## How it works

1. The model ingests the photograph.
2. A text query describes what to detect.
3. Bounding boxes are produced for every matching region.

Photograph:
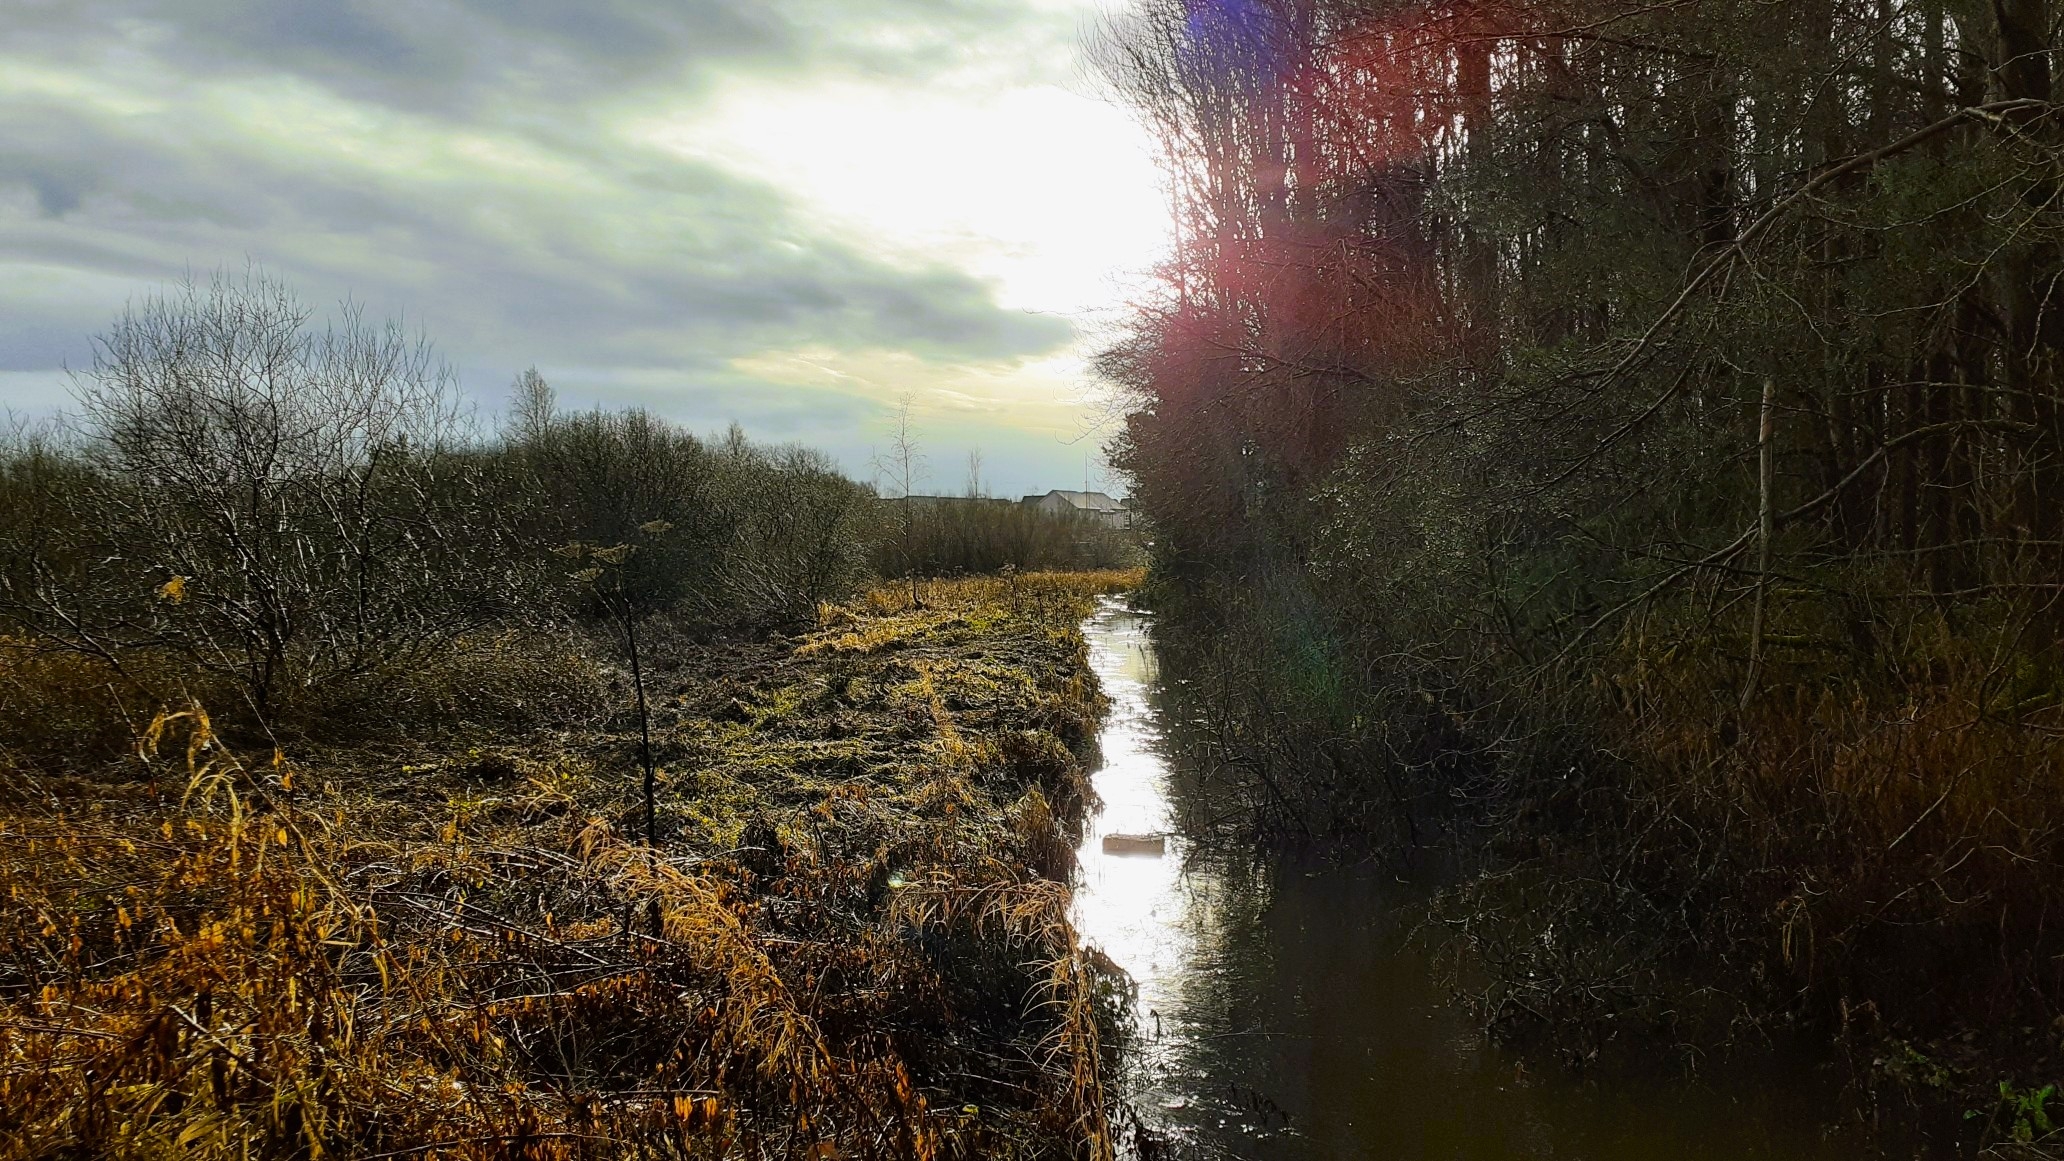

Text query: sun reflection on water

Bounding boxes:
[1068,595,1854,1161]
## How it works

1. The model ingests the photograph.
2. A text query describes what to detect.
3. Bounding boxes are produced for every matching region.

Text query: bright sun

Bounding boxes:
[636,74,1170,321]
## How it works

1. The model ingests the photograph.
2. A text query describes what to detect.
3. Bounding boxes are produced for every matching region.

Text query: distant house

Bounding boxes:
[1019,489,1134,529]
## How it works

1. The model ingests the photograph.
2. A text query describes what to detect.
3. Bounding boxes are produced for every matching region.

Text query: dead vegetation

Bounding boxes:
[1144,571,2064,1151]
[0,568,1143,1160]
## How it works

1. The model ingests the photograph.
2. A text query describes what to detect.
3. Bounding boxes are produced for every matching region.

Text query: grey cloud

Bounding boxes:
[30,175,85,218]
[246,1,424,70]
[0,0,1098,493]
[16,1,786,111]
[17,0,1052,118]
[0,312,90,374]
[0,85,1070,375]
[0,145,95,222]
[539,367,893,434]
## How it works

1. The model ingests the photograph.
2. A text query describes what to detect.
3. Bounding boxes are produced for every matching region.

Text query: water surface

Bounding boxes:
[1070,597,1849,1160]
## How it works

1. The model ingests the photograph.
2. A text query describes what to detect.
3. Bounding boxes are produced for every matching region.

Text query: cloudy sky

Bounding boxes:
[0,0,1168,497]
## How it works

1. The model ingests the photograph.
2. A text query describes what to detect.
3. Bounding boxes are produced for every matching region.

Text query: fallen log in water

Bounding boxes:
[1101,833,1167,857]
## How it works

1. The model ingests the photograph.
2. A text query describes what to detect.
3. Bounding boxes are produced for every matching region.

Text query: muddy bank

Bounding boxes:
[0,570,1139,1160]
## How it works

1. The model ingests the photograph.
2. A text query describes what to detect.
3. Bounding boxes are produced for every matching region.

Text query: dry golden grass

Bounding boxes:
[0,628,608,765]
[0,570,1138,1160]
[1589,597,2064,1083]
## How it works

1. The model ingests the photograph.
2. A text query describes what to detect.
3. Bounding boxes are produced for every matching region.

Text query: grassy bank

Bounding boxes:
[0,569,1142,1160]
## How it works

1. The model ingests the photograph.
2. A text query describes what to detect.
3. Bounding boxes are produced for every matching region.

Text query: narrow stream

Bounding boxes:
[1070,597,1852,1160]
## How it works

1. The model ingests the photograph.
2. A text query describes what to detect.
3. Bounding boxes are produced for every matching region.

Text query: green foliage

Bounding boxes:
[1971,1082,2059,1144]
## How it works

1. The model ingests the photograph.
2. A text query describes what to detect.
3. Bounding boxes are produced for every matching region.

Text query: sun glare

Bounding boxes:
[638,77,1169,318]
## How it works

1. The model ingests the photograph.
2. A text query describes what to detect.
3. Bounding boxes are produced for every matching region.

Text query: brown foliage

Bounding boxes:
[0,571,1139,1160]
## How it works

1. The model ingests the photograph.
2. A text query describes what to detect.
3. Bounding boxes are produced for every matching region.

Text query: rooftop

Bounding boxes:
[1022,489,1125,511]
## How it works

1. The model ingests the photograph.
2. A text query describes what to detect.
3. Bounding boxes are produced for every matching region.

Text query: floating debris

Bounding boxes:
[1102,832,1167,857]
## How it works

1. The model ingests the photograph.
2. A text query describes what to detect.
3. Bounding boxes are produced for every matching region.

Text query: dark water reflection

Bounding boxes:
[1071,598,1851,1160]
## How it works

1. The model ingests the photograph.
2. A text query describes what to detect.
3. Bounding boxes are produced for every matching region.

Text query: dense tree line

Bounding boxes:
[1098,0,2064,1125]
[1101,0,2064,598]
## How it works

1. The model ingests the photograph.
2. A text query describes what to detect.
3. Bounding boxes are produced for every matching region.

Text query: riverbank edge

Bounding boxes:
[0,569,1142,1159]
[1132,575,2059,1159]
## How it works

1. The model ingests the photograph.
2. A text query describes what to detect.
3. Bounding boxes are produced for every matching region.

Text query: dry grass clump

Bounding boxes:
[1615,605,2064,1024]
[0,640,229,769]
[0,628,608,768]
[1451,593,2064,1115]
[0,570,1138,1160]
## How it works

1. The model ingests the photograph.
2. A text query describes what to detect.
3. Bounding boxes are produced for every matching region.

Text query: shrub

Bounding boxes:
[0,273,519,736]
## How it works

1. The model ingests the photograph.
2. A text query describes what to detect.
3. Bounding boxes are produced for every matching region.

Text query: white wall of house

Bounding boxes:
[1019,489,1134,528]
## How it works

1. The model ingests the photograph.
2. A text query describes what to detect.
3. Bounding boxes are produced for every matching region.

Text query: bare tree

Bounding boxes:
[20,271,510,730]
[964,447,986,499]
[872,396,928,607]
[508,366,556,445]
